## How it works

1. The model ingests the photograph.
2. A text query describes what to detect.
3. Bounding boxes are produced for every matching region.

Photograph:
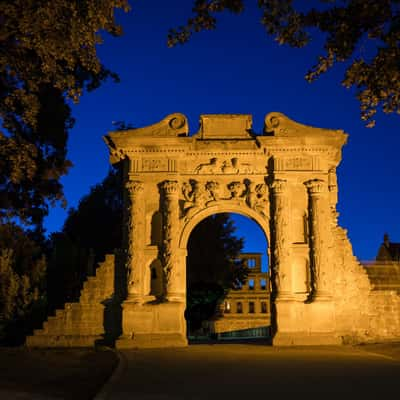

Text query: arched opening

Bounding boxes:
[184,212,270,342]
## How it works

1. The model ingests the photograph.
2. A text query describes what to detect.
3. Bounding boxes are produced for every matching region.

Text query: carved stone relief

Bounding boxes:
[160,180,181,300]
[194,157,258,174]
[130,158,177,173]
[181,179,269,219]
[273,156,319,171]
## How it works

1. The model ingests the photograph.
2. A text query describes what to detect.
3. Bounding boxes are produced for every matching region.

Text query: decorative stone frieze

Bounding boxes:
[246,182,268,217]
[194,157,255,174]
[181,179,269,219]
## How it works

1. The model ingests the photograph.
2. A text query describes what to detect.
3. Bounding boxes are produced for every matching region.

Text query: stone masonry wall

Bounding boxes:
[27,254,115,347]
[333,226,400,343]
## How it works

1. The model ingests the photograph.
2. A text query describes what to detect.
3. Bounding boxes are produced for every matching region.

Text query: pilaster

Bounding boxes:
[125,180,145,303]
[160,180,184,302]
[304,179,333,300]
[270,179,294,300]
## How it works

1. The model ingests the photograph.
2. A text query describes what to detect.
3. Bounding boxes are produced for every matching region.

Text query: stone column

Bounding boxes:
[125,180,145,303]
[304,179,332,300]
[160,180,183,302]
[270,179,293,300]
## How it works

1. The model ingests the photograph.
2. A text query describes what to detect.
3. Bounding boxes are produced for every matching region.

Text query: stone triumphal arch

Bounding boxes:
[27,112,400,348]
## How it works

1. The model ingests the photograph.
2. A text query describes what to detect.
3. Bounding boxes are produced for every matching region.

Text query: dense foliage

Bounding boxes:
[169,0,400,127]
[0,0,130,227]
[0,224,47,344]
[47,166,123,308]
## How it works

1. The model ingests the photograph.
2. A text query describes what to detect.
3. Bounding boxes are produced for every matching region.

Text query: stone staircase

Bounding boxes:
[362,261,400,292]
[26,254,115,347]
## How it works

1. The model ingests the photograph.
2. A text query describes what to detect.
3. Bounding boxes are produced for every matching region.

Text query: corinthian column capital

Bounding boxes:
[125,180,144,197]
[269,179,288,195]
[160,180,179,197]
[304,179,326,195]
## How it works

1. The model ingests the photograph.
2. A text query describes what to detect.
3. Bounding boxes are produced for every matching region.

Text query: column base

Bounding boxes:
[165,292,185,302]
[125,294,144,304]
[118,300,187,349]
[26,335,102,348]
[312,294,333,302]
[117,333,188,349]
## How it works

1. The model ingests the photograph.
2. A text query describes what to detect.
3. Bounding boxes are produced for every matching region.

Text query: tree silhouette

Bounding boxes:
[0,1,130,228]
[0,223,47,344]
[186,213,246,334]
[169,0,400,127]
[47,165,123,308]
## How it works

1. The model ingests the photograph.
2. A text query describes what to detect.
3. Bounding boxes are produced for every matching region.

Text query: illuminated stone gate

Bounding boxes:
[27,112,400,348]
[102,112,400,348]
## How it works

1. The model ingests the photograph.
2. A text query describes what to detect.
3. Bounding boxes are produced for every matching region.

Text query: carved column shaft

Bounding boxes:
[126,181,145,302]
[161,181,182,301]
[270,179,292,299]
[305,179,332,299]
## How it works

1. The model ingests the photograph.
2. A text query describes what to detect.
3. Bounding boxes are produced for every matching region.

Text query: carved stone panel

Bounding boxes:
[180,179,269,219]
[274,156,319,171]
[194,157,259,175]
[130,158,177,173]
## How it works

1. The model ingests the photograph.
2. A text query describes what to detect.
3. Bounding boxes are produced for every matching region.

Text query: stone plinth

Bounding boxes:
[116,301,187,349]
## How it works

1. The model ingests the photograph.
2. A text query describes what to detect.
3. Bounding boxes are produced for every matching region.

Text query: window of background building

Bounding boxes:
[261,301,267,313]
[247,258,256,268]
[249,302,255,313]
[237,302,243,313]
[248,279,255,290]
[260,278,266,290]
[224,301,231,313]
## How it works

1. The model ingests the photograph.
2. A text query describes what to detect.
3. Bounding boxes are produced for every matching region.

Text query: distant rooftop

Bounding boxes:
[376,233,400,262]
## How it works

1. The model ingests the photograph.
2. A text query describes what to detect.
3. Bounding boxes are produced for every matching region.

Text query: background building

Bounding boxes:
[210,253,271,339]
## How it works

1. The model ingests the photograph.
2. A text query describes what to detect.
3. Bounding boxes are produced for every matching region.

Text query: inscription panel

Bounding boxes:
[142,159,169,172]
[130,158,177,173]
[274,156,318,171]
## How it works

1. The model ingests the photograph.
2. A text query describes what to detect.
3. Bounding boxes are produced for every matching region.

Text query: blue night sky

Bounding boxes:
[44,1,399,263]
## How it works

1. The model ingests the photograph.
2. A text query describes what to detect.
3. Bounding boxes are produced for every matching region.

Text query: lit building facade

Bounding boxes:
[210,253,271,339]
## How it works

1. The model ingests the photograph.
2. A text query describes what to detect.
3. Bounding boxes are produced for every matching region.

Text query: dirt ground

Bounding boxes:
[0,346,118,400]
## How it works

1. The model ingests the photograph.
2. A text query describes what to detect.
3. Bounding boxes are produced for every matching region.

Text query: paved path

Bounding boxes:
[100,344,400,399]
